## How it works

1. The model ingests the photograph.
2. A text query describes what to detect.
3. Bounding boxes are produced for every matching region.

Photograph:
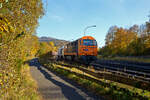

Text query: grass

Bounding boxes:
[42,61,150,100]
[1,64,42,100]
[18,64,42,100]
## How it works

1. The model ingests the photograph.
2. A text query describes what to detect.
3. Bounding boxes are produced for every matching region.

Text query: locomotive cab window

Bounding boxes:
[83,39,97,46]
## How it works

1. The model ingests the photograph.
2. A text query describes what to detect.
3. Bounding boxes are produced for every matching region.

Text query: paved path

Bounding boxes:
[29,58,103,100]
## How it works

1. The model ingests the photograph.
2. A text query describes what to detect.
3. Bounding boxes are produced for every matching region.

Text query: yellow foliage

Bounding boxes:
[0,0,44,98]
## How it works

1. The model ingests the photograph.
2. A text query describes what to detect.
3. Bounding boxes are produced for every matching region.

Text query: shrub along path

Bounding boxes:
[29,58,102,100]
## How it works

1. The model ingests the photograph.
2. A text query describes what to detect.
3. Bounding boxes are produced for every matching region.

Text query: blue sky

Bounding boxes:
[37,0,150,47]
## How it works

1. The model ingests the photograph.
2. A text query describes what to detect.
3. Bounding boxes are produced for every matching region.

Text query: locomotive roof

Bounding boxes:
[64,36,96,46]
[80,36,95,40]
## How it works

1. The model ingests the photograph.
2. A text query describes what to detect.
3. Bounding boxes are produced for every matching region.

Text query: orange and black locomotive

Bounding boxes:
[58,36,98,63]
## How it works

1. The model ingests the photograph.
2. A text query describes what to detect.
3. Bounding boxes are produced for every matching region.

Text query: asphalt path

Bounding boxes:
[29,58,103,100]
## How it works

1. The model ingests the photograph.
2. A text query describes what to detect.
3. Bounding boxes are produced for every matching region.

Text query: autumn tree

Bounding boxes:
[104,26,118,56]
[37,41,57,56]
[0,0,44,99]
[143,15,150,54]
[25,35,40,58]
[100,25,138,56]
[37,41,57,63]
[105,26,118,46]
[99,13,150,57]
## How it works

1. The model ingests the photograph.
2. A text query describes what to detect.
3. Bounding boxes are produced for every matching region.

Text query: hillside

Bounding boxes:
[39,36,69,47]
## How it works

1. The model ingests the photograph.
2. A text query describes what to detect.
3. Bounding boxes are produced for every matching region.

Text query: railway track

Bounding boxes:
[95,60,150,73]
[91,63,150,82]
[57,59,150,82]
[93,60,150,81]
[54,59,150,90]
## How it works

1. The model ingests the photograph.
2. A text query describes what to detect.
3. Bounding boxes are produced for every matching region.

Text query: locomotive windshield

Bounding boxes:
[83,39,97,46]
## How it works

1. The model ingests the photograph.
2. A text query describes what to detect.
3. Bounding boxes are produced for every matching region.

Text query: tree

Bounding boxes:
[0,0,44,98]
[129,24,139,33]
[0,0,44,43]
[146,22,150,34]
[105,26,118,46]
[102,26,138,56]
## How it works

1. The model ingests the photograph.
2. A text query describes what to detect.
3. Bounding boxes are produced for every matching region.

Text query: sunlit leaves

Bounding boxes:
[100,22,150,56]
[103,26,138,56]
[0,0,44,98]
[37,41,56,56]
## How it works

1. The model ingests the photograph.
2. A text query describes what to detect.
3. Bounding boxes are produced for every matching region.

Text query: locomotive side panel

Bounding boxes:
[62,36,98,63]
[64,40,78,56]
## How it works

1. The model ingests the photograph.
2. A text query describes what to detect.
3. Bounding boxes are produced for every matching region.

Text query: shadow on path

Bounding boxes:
[29,58,88,100]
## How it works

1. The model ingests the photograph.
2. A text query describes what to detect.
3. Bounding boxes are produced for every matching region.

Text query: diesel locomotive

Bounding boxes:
[58,36,98,63]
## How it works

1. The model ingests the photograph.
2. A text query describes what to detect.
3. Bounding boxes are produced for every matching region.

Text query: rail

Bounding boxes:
[52,61,150,91]
[91,63,150,80]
